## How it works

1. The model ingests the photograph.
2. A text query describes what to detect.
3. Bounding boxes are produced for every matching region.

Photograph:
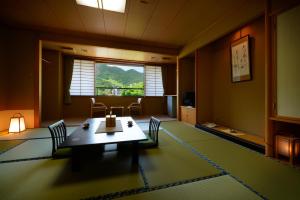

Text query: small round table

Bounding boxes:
[110,106,124,116]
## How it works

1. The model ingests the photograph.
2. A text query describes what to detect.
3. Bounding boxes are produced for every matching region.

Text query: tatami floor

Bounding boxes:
[1,120,300,199]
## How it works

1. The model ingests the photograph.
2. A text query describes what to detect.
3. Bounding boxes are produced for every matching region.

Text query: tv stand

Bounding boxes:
[181,106,196,125]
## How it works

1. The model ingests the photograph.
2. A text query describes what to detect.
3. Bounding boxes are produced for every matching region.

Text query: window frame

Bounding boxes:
[70,58,164,97]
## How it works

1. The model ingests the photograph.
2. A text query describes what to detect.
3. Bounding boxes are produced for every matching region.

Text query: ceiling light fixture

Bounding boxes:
[76,0,126,13]
[76,0,99,8]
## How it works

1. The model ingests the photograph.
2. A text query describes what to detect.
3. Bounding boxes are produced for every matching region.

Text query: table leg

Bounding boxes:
[132,141,139,164]
[72,147,81,171]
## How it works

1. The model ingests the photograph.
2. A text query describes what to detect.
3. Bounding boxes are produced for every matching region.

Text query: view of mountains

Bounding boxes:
[95,64,144,87]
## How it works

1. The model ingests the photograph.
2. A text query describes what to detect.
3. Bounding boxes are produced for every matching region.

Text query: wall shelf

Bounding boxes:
[270,116,300,125]
[196,123,265,153]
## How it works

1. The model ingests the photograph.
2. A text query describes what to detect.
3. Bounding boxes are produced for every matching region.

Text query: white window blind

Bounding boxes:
[70,59,95,96]
[145,66,164,96]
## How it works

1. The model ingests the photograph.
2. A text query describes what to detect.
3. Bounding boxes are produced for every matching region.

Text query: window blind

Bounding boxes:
[70,60,95,96]
[145,66,164,96]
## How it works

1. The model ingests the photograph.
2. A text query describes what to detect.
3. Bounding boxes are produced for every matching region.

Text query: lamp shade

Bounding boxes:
[9,113,26,133]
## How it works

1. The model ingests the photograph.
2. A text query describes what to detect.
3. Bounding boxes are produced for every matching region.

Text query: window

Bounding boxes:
[70,60,95,96]
[145,66,164,96]
[95,63,144,96]
[70,60,164,96]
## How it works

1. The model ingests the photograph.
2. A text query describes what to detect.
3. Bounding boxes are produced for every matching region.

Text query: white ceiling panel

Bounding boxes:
[124,0,158,39]
[43,0,85,31]
[76,5,106,33]
[141,0,187,43]
[103,9,126,36]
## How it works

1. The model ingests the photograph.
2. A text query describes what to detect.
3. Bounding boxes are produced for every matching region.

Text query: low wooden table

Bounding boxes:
[59,117,147,170]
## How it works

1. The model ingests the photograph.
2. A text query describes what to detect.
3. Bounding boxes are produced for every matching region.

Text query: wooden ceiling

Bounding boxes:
[0,0,264,55]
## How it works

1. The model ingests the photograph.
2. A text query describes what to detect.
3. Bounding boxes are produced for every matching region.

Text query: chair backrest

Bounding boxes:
[137,98,142,104]
[48,120,67,157]
[149,117,161,146]
[91,97,96,105]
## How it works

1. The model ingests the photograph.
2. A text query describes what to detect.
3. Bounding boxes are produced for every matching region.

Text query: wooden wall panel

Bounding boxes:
[42,50,62,120]
[0,27,8,111]
[195,46,213,123]
[164,64,176,95]
[4,28,36,110]
[195,17,265,137]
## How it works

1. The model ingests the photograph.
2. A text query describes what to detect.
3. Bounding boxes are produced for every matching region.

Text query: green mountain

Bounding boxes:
[95,64,143,87]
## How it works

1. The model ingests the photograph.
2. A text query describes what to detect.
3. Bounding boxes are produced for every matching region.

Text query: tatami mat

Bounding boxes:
[162,121,300,200]
[190,139,300,200]
[2,120,300,199]
[0,152,144,200]
[161,121,218,142]
[0,140,25,154]
[0,127,78,141]
[0,139,52,161]
[139,135,220,186]
[118,175,262,200]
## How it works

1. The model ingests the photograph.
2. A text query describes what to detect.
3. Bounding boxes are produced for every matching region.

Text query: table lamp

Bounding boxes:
[9,113,26,133]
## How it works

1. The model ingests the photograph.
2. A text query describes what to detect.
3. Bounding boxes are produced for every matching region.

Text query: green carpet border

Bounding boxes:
[138,164,149,189]
[0,156,52,164]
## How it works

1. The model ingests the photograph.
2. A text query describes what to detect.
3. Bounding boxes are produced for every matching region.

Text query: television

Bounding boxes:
[182,92,195,107]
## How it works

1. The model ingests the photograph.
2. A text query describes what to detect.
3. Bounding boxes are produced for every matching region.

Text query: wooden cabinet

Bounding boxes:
[181,106,196,125]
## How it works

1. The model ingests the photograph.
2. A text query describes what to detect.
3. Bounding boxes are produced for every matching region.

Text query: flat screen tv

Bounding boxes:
[182,92,195,107]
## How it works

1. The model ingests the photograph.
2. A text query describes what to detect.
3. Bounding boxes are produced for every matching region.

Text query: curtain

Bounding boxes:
[161,66,167,95]
[63,56,74,104]
[161,66,167,114]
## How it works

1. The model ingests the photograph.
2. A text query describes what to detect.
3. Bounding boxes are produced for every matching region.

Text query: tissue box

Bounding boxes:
[106,115,116,127]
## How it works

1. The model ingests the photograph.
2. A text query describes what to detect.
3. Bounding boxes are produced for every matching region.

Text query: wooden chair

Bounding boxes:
[127,98,142,116]
[118,117,161,151]
[139,117,161,148]
[90,97,107,117]
[48,120,71,158]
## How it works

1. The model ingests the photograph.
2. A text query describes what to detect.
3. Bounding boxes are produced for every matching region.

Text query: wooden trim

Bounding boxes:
[270,14,278,118]
[34,39,42,128]
[63,53,176,66]
[265,0,274,156]
[194,50,199,124]
[269,1,300,16]
[176,57,180,121]
[270,116,300,125]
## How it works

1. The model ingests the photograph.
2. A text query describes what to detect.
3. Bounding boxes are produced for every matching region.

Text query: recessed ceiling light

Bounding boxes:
[76,0,126,13]
[101,0,126,13]
[76,0,99,9]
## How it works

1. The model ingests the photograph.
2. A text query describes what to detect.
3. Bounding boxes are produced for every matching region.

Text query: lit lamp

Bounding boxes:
[9,113,26,133]
[276,134,300,164]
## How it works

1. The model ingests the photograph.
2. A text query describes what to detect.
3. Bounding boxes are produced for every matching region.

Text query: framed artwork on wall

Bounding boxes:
[231,35,251,82]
